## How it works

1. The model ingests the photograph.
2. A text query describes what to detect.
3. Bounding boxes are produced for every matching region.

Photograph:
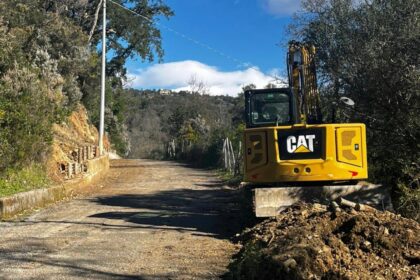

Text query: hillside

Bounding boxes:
[122,89,244,166]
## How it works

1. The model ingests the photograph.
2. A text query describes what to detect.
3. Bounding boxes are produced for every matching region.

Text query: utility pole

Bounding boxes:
[99,0,106,155]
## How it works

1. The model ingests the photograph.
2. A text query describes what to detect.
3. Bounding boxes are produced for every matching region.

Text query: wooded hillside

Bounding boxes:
[122,89,245,168]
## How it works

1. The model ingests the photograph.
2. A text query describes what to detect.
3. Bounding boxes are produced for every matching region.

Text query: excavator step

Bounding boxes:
[252,182,392,217]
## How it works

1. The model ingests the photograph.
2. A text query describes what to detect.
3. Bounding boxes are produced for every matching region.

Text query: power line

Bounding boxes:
[108,0,286,84]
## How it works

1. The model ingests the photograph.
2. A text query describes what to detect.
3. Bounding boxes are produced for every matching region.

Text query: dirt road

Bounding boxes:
[0,159,244,279]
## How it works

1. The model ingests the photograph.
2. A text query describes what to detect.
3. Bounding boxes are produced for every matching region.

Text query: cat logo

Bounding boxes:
[286,135,316,153]
[278,128,324,160]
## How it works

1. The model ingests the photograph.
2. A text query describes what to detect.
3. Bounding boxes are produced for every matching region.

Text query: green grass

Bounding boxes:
[0,164,50,197]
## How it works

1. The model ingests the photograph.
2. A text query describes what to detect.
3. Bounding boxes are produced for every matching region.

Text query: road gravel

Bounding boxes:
[0,159,243,280]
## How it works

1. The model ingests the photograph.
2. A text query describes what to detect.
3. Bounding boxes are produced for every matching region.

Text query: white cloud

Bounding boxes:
[261,0,301,16]
[127,60,286,96]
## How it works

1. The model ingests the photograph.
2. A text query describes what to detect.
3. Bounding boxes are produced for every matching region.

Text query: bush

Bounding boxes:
[0,65,60,171]
[393,164,420,221]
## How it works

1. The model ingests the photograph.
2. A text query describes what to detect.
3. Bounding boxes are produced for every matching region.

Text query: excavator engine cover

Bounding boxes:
[244,123,368,183]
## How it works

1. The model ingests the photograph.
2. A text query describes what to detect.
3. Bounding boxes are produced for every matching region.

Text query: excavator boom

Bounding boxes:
[287,41,322,124]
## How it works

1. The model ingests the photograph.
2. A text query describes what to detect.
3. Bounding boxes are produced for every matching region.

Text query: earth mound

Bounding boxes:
[228,203,419,280]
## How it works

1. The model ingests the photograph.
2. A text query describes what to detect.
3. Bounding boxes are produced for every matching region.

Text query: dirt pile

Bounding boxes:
[228,203,419,280]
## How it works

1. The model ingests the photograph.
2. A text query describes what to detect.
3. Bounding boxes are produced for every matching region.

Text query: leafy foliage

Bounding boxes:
[41,0,173,76]
[290,0,420,219]
[0,66,59,170]
[0,0,172,192]
[0,0,88,170]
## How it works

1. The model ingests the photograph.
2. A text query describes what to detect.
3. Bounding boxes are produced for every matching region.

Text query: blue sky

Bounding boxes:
[125,0,302,95]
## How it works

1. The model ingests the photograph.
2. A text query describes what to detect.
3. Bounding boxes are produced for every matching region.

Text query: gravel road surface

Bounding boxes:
[0,159,243,279]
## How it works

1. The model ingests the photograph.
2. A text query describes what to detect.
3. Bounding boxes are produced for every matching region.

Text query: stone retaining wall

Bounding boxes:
[0,155,109,220]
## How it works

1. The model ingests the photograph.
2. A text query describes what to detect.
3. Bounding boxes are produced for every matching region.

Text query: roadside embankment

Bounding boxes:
[0,155,109,220]
[0,104,112,220]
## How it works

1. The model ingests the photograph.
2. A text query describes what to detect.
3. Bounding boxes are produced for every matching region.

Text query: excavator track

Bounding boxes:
[249,182,392,217]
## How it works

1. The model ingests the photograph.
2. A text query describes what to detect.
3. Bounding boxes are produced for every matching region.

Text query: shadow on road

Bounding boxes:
[90,186,248,239]
[0,247,147,279]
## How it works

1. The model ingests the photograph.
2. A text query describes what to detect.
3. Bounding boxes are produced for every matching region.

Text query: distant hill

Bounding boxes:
[122,89,244,166]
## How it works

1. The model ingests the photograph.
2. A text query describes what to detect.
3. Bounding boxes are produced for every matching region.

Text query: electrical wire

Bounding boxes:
[108,0,286,84]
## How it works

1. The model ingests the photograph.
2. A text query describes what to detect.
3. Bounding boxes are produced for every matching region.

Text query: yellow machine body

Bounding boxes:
[242,42,377,217]
[244,123,368,183]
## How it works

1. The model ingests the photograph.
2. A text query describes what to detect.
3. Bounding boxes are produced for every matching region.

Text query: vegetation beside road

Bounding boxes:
[0,165,49,198]
[0,0,172,196]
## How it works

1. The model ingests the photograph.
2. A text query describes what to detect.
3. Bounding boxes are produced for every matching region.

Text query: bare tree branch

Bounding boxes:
[88,0,103,43]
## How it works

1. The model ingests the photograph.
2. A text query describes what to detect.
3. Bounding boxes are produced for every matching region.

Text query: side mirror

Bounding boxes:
[339,97,355,107]
[331,96,355,123]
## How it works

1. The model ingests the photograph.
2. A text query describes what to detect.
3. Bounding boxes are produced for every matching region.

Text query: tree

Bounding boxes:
[0,0,90,112]
[31,0,174,155]
[0,65,59,170]
[41,0,174,77]
[0,0,92,171]
[290,0,420,219]
[188,75,209,95]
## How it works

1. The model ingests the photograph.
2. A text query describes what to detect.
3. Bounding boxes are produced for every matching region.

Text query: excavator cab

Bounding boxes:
[245,88,298,128]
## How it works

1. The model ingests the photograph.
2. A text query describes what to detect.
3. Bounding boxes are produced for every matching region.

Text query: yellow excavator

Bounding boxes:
[244,41,385,217]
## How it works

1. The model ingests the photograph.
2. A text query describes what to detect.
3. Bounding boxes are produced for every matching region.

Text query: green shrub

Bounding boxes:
[393,164,420,222]
[0,65,59,171]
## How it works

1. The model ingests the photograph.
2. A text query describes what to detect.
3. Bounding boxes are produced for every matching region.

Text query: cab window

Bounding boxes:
[250,92,290,126]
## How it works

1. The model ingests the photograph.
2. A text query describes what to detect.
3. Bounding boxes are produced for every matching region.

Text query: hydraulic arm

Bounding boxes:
[287,41,322,124]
